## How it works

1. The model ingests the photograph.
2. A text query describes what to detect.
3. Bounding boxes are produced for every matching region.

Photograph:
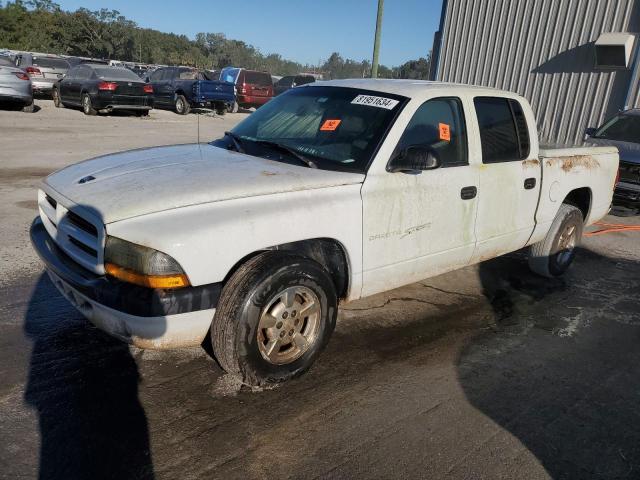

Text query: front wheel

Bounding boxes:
[82,93,97,116]
[52,88,63,108]
[174,94,190,115]
[529,204,584,277]
[211,252,337,387]
[228,101,239,113]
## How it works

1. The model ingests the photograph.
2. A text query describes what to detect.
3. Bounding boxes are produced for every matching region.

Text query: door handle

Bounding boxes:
[524,177,536,190]
[461,186,477,200]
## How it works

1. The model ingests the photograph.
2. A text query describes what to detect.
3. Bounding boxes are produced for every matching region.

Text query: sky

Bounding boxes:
[54,0,443,66]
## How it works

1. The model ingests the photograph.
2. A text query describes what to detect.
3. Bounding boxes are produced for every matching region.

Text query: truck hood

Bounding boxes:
[588,138,640,164]
[44,143,365,223]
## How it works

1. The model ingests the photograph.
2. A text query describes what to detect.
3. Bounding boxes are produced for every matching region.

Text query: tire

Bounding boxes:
[82,93,97,116]
[52,88,63,108]
[174,94,190,115]
[22,102,34,113]
[529,204,584,278]
[211,251,338,387]
[136,110,149,117]
[216,107,226,116]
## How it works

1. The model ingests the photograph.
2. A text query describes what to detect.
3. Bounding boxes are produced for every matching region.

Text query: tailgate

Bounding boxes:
[194,80,235,102]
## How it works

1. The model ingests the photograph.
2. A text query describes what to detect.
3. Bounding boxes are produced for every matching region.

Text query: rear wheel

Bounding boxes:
[82,93,97,116]
[136,110,149,117]
[529,204,584,277]
[211,251,337,387]
[52,88,63,108]
[229,101,239,113]
[174,94,190,115]
[22,101,34,113]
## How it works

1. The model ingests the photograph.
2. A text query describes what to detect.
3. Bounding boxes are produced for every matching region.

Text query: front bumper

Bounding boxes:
[237,94,271,106]
[30,218,220,348]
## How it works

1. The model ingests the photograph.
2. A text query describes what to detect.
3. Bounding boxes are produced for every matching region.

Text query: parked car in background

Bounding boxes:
[15,53,69,96]
[586,109,640,211]
[0,64,34,112]
[220,67,273,112]
[52,64,153,116]
[274,74,316,96]
[147,66,234,115]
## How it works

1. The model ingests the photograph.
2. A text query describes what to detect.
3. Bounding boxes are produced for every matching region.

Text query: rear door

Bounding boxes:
[469,96,541,263]
[151,68,174,105]
[58,66,78,102]
[361,96,480,296]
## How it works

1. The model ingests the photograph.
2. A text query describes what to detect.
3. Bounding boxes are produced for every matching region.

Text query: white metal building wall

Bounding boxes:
[435,0,639,145]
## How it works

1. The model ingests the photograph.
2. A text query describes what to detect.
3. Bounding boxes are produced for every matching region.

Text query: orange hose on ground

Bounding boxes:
[584,221,640,237]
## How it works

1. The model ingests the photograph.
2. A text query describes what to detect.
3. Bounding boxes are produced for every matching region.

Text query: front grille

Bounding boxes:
[37,189,105,274]
[619,162,640,185]
[67,210,98,236]
[45,194,57,209]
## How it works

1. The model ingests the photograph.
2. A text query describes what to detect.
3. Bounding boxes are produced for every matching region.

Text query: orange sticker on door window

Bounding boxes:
[439,123,451,141]
[320,119,342,131]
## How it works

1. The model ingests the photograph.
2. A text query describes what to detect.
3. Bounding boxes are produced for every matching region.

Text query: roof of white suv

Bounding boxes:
[312,78,511,98]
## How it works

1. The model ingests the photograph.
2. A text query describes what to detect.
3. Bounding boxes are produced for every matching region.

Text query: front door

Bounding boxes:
[469,96,541,263]
[361,96,479,297]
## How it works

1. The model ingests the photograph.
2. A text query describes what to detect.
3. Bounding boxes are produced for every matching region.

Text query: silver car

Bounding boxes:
[15,53,69,96]
[0,64,34,111]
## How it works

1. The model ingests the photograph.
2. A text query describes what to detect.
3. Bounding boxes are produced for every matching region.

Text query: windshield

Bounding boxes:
[215,85,406,172]
[94,67,143,81]
[594,114,640,143]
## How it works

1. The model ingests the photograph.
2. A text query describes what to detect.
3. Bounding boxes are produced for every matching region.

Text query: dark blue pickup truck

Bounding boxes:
[147,66,235,115]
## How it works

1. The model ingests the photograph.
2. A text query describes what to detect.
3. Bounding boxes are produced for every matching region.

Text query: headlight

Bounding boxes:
[104,236,189,289]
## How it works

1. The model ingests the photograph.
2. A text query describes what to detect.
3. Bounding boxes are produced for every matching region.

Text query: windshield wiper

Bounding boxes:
[225,131,245,153]
[255,140,318,169]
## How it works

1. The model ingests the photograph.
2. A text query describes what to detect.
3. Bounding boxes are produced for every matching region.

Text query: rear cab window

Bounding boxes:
[393,97,468,167]
[474,96,530,162]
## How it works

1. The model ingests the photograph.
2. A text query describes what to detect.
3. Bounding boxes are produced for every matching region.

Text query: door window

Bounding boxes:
[393,97,468,167]
[474,97,530,162]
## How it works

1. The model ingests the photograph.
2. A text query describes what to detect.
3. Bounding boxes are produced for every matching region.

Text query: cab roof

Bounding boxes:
[314,78,515,99]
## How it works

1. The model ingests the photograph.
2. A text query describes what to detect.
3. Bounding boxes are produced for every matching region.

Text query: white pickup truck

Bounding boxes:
[31,79,618,386]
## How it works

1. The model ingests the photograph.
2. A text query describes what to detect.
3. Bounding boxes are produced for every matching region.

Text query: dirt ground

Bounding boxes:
[1,100,639,480]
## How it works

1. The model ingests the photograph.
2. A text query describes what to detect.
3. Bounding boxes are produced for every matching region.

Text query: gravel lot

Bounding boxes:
[1,100,639,479]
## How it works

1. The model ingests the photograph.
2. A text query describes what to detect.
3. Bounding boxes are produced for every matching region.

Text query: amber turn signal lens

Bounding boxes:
[105,263,190,289]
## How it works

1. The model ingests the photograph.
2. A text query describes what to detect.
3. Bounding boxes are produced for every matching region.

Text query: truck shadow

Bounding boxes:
[460,248,640,479]
[23,274,155,480]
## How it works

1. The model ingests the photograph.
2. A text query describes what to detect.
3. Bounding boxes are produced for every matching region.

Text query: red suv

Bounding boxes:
[220,67,273,112]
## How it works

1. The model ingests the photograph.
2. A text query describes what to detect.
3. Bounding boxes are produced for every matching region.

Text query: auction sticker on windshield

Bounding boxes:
[351,94,399,110]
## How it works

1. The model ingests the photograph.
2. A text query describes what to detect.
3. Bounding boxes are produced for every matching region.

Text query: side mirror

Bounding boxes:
[388,145,441,173]
[584,127,597,137]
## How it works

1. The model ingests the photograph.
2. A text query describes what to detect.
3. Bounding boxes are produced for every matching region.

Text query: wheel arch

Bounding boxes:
[222,238,351,300]
[561,187,592,221]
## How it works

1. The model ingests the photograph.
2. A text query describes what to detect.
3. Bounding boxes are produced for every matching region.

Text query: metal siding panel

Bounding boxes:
[436,0,636,144]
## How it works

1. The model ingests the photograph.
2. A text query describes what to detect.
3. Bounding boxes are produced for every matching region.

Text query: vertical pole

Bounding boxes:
[371,0,384,78]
